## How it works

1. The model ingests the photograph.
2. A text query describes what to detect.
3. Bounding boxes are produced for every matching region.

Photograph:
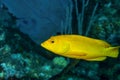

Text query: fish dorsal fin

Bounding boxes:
[94,39,111,48]
[64,35,111,48]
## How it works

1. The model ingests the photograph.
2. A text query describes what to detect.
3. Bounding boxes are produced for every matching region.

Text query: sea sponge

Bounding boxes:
[53,57,68,67]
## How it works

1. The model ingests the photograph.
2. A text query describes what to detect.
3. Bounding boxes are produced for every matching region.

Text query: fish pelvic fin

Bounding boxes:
[106,46,120,58]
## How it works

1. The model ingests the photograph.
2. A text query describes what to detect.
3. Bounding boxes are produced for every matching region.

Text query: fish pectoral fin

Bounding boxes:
[69,52,87,56]
[85,57,107,61]
[63,52,87,59]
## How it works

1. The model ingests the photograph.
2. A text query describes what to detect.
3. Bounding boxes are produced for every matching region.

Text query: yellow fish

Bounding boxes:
[41,35,119,61]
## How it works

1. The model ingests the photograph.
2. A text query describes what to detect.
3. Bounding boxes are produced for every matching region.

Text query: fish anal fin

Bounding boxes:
[85,57,107,61]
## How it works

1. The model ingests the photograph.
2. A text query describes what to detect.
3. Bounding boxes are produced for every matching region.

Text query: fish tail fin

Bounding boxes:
[106,46,120,58]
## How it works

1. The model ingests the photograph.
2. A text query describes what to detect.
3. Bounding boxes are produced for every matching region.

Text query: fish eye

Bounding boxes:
[51,40,54,43]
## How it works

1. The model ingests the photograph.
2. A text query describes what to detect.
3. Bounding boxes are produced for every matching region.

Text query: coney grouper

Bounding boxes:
[41,35,119,61]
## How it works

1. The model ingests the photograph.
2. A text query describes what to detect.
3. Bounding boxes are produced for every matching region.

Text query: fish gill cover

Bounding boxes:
[1,0,72,44]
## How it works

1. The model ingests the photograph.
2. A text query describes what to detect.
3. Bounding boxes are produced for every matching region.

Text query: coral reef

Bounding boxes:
[0,8,68,79]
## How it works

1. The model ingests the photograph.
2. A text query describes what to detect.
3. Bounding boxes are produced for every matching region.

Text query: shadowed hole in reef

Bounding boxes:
[99,74,109,80]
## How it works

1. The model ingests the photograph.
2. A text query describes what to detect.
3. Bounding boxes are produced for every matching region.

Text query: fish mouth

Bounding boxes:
[41,43,50,52]
[41,43,45,47]
[41,42,49,49]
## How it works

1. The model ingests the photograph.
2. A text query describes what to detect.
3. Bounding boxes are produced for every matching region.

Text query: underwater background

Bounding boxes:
[0,0,120,80]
